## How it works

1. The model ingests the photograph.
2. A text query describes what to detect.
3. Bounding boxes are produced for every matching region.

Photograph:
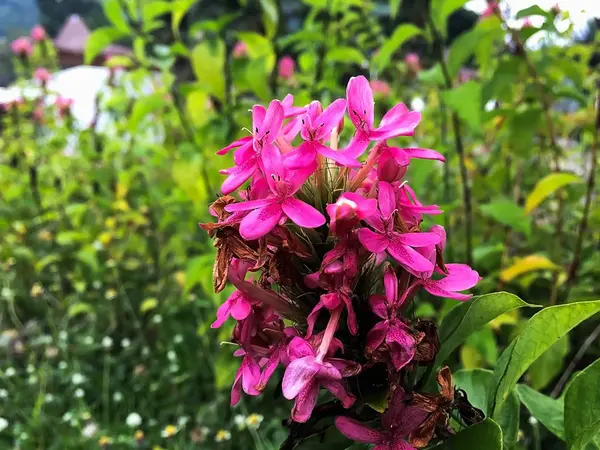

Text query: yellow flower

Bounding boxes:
[99,232,112,246]
[246,413,264,429]
[134,430,144,441]
[161,424,178,438]
[98,436,110,446]
[105,217,117,229]
[174,271,186,287]
[38,229,53,241]
[152,446,165,450]
[30,283,44,297]
[14,222,26,235]
[105,289,117,300]
[215,429,231,442]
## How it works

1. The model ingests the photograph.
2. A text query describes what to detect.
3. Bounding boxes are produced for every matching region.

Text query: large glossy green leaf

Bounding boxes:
[259,0,279,39]
[441,81,482,131]
[191,40,226,101]
[480,197,531,236]
[565,359,600,450]
[527,336,569,390]
[516,384,565,440]
[103,0,130,33]
[525,173,583,213]
[390,0,402,18]
[431,0,468,38]
[434,419,503,450]
[84,27,127,64]
[490,301,600,416]
[372,24,421,71]
[433,292,534,374]
[453,369,519,449]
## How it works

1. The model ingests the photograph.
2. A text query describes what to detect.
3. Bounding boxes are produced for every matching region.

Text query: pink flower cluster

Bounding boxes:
[203,76,480,446]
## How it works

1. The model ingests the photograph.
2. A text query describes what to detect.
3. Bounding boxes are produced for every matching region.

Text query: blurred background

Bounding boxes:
[0,0,599,449]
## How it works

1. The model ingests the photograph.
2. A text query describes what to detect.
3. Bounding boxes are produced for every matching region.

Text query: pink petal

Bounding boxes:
[391,441,417,450]
[357,228,389,253]
[284,141,318,170]
[230,293,252,320]
[257,100,284,143]
[340,294,358,335]
[343,131,371,159]
[220,158,258,195]
[315,143,362,168]
[346,76,374,131]
[436,263,481,291]
[287,337,315,360]
[282,356,320,399]
[393,231,442,247]
[242,357,261,395]
[291,380,319,423]
[387,240,434,274]
[225,198,275,212]
[306,300,324,338]
[282,117,302,141]
[328,358,361,377]
[343,192,378,218]
[282,198,326,228]
[383,265,398,305]
[401,147,445,162]
[314,98,347,141]
[386,324,416,370]
[257,347,281,390]
[366,320,389,353]
[369,295,388,319]
[335,416,384,444]
[239,203,284,240]
[216,136,252,155]
[371,104,421,140]
[378,181,397,220]
[211,297,234,328]
[233,140,255,165]
[252,105,266,134]
[322,380,355,408]
[423,283,473,301]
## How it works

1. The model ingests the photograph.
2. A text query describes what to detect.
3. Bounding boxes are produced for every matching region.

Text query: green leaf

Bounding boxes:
[390,0,402,18]
[517,384,565,440]
[527,336,569,390]
[418,64,445,86]
[448,28,480,78]
[35,254,60,272]
[245,59,272,101]
[434,419,503,450]
[433,292,534,374]
[327,47,366,65]
[441,81,482,131]
[129,94,168,130]
[259,0,279,39]
[372,24,421,71]
[84,27,127,64]
[431,0,468,38]
[480,197,531,236]
[565,359,600,450]
[525,173,583,213]
[453,369,519,449]
[184,254,216,296]
[186,89,210,127]
[191,40,226,101]
[516,5,551,19]
[68,303,95,318]
[171,0,196,37]
[103,0,130,33]
[237,32,275,71]
[490,300,600,416]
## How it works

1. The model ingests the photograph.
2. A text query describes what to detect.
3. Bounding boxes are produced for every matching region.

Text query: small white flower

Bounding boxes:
[83,336,94,345]
[169,364,179,373]
[75,388,84,398]
[62,412,73,422]
[529,416,538,426]
[0,417,8,432]
[410,97,425,112]
[72,373,85,385]
[27,364,35,374]
[113,392,123,402]
[1,287,13,299]
[121,338,131,348]
[246,413,264,430]
[152,315,162,324]
[102,337,113,349]
[215,429,231,442]
[93,240,103,251]
[28,375,38,385]
[126,412,142,427]
[45,394,54,403]
[59,331,68,341]
[234,414,246,430]
[173,334,183,344]
[58,361,68,370]
[82,422,98,438]
[177,416,189,426]
[0,389,7,399]
[4,367,15,377]
[484,99,497,112]
[167,350,177,361]
[92,280,102,289]
[142,347,150,356]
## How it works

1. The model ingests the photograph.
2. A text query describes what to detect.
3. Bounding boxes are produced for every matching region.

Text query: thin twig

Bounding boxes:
[439,95,454,261]
[563,87,600,300]
[427,15,473,265]
[551,321,600,398]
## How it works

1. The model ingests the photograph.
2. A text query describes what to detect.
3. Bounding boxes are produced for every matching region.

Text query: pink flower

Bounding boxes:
[224,147,325,240]
[55,96,73,117]
[34,67,51,84]
[231,351,261,405]
[326,192,377,236]
[282,335,359,422]
[278,56,296,79]
[30,25,46,41]
[281,94,307,118]
[218,100,285,194]
[377,145,445,183]
[481,1,499,18]
[211,259,257,328]
[366,266,417,370]
[357,181,442,274]
[405,53,420,72]
[370,80,391,97]
[522,18,533,29]
[335,387,427,450]
[285,99,361,169]
[11,37,32,57]
[232,41,248,58]
[344,76,422,159]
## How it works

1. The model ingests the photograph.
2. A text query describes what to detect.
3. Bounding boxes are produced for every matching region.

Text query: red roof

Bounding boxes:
[54,14,130,56]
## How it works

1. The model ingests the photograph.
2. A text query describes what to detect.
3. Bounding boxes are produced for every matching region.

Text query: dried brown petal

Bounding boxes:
[414,320,440,363]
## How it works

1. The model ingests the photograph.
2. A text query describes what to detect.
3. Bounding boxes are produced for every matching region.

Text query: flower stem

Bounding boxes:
[348,141,385,191]
[317,308,341,360]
